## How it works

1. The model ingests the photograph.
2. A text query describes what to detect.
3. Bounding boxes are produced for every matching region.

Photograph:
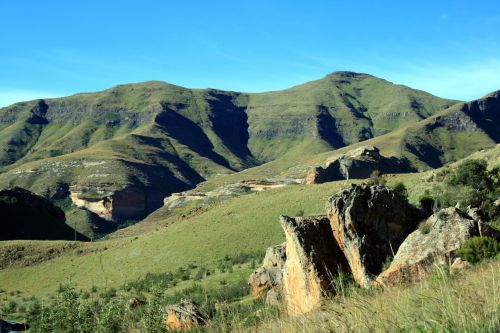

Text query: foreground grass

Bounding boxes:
[257,260,500,333]
[2,258,497,332]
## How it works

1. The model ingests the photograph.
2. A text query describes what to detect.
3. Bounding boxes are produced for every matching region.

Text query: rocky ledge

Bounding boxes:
[306,146,414,184]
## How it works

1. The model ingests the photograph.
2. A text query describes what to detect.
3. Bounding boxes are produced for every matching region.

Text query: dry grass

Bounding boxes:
[242,260,500,333]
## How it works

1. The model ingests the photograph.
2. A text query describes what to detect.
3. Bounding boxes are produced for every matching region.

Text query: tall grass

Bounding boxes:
[260,260,499,333]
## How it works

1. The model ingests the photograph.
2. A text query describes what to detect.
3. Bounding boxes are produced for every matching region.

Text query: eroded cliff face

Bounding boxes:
[70,187,150,222]
[280,215,349,315]
[326,185,422,288]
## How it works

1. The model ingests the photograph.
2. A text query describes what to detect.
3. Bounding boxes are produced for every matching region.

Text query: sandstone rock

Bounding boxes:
[265,287,282,306]
[128,297,146,309]
[306,146,413,184]
[70,186,147,222]
[466,206,500,239]
[280,215,349,315]
[164,299,209,331]
[376,207,486,285]
[327,185,421,288]
[248,243,286,298]
[450,257,471,271]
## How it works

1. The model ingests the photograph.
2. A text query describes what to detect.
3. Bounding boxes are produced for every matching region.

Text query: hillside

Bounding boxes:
[0,144,498,297]
[0,188,87,241]
[192,90,500,191]
[0,72,457,227]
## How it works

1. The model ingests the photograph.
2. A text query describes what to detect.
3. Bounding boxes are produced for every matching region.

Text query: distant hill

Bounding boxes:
[0,72,458,222]
[0,187,88,241]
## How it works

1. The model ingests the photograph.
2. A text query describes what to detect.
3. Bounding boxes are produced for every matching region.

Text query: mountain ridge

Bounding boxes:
[0,71,489,228]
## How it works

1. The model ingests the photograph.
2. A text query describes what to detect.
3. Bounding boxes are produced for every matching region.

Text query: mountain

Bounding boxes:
[0,187,88,241]
[0,72,457,224]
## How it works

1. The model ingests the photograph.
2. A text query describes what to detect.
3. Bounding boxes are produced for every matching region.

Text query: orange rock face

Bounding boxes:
[248,243,286,298]
[164,299,208,331]
[280,215,348,315]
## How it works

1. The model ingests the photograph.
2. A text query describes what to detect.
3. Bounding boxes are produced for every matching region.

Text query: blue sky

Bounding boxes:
[1,0,499,107]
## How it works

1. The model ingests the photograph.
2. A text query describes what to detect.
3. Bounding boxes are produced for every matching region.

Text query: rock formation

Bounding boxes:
[164,179,300,210]
[376,207,500,285]
[326,185,421,287]
[248,243,286,300]
[70,186,149,222]
[306,146,413,184]
[164,299,209,331]
[280,215,349,315]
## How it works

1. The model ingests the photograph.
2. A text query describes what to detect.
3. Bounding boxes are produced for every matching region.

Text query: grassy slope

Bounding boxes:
[196,92,499,192]
[0,73,455,194]
[1,144,498,297]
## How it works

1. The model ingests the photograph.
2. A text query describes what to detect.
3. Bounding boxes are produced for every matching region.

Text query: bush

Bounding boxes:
[456,236,500,263]
[392,182,408,200]
[447,159,491,191]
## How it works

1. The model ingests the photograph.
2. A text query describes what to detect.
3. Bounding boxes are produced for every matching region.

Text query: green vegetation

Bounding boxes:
[457,236,500,263]
[0,72,459,227]
[391,182,408,200]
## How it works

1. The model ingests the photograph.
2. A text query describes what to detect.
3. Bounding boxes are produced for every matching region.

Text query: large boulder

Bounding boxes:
[306,146,413,184]
[248,243,286,299]
[280,215,349,315]
[164,299,209,331]
[326,185,421,288]
[376,207,500,285]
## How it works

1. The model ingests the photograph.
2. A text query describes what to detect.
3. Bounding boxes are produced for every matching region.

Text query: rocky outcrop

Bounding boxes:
[248,243,286,299]
[306,146,413,184]
[280,215,349,315]
[326,185,422,288]
[376,207,499,285]
[163,179,300,210]
[0,187,88,241]
[70,186,148,222]
[164,299,209,331]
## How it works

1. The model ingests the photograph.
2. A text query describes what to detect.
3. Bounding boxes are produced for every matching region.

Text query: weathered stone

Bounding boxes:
[128,297,146,309]
[376,208,486,285]
[265,287,282,306]
[70,186,148,222]
[248,243,286,298]
[306,146,413,184]
[164,299,208,331]
[451,257,471,271]
[280,215,349,315]
[327,185,421,288]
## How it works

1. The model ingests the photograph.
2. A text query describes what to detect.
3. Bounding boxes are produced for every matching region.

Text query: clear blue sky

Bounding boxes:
[1,0,499,107]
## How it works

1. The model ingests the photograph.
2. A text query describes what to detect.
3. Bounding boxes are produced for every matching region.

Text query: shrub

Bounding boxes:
[456,236,500,263]
[392,182,408,200]
[447,159,491,191]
